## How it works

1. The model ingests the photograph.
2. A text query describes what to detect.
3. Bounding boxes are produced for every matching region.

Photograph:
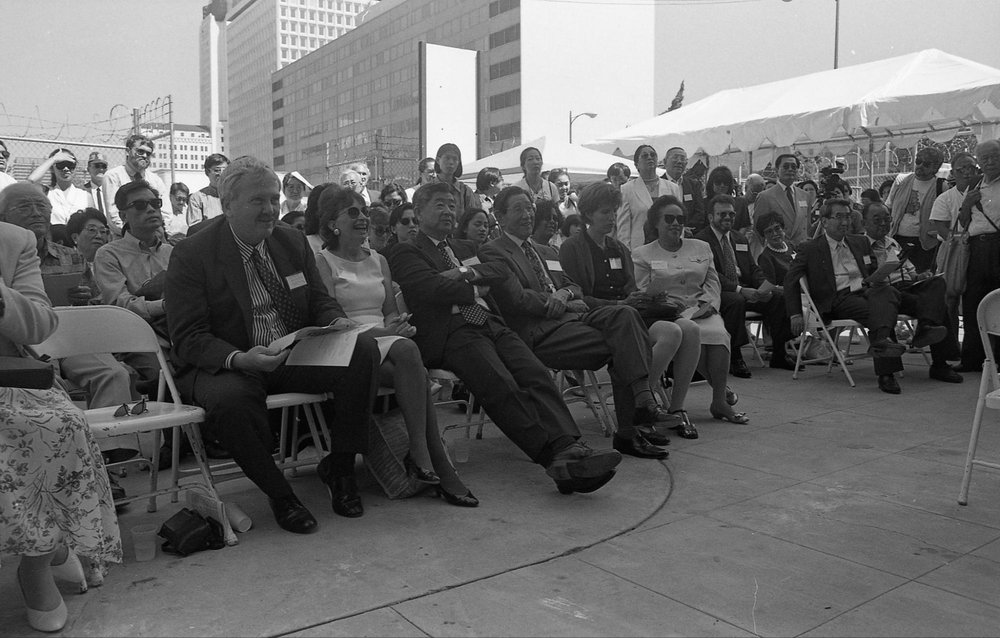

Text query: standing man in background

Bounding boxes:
[103,134,169,235]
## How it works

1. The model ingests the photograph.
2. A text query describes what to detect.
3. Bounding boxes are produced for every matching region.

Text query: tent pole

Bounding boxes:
[868,134,875,189]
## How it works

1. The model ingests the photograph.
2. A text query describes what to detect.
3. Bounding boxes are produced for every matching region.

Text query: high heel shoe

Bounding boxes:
[667,410,699,439]
[710,408,750,424]
[725,386,739,406]
[18,566,68,633]
[434,485,479,507]
[404,453,441,485]
[51,550,88,594]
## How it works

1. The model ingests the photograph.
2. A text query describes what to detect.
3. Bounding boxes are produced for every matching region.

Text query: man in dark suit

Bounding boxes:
[784,198,946,394]
[664,147,707,233]
[166,156,382,534]
[480,186,676,460]
[696,194,795,374]
[388,182,622,494]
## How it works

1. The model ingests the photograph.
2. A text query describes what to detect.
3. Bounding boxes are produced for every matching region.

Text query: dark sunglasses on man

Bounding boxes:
[123,197,163,212]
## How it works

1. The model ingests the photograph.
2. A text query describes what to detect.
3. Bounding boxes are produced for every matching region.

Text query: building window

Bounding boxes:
[273,98,284,110]
[489,56,520,81]
[272,79,283,92]
[274,136,284,148]
[490,121,521,142]
[488,24,519,49]
[273,117,284,129]
[489,0,519,18]
[275,155,285,167]
[489,89,520,111]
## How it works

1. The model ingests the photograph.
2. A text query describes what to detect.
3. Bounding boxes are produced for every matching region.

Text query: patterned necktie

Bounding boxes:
[720,233,739,283]
[435,241,488,326]
[250,247,303,334]
[522,241,556,294]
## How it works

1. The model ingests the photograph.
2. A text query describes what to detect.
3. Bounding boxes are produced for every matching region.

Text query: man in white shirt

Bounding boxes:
[83,151,109,216]
[349,161,380,206]
[616,145,682,250]
[884,147,946,273]
[102,134,169,235]
[0,139,16,192]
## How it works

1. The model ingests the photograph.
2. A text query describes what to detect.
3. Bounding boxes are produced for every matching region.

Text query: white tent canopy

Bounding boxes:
[584,49,1000,158]
[463,136,627,183]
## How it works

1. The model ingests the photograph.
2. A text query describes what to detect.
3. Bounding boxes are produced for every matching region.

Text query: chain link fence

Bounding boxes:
[1,136,127,188]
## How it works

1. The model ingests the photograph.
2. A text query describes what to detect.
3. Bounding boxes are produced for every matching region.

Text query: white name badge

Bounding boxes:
[461,256,481,267]
[545,260,563,272]
[651,260,670,271]
[286,272,307,289]
[797,199,807,208]
[735,243,748,252]
[862,255,872,265]
[683,193,693,202]
[608,258,623,270]
[339,269,358,282]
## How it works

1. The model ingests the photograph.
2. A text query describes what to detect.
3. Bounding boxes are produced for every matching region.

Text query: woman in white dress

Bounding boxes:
[632,195,749,426]
[314,189,477,507]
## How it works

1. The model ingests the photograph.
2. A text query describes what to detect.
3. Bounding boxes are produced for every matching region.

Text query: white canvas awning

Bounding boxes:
[464,136,628,183]
[584,49,1000,158]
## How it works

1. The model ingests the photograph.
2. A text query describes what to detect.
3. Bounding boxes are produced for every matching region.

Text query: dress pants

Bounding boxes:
[894,276,951,366]
[824,284,902,375]
[893,235,938,273]
[441,315,579,468]
[59,353,136,452]
[961,235,1000,369]
[177,335,381,500]
[720,291,792,363]
[527,305,651,438]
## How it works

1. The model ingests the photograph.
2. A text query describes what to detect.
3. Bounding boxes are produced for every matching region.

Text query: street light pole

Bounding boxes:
[783,0,839,69]
[569,110,598,144]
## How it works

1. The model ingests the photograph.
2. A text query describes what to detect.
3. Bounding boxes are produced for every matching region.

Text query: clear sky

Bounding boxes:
[2,0,999,144]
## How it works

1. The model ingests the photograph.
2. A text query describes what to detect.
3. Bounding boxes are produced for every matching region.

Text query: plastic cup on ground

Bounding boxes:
[451,435,470,464]
[131,524,159,562]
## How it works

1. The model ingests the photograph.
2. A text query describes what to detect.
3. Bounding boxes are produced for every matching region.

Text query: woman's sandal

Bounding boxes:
[725,386,739,406]
[710,408,750,424]
[667,410,699,439]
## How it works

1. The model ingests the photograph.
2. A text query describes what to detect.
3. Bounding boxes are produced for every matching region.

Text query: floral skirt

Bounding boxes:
[0,387,122,581]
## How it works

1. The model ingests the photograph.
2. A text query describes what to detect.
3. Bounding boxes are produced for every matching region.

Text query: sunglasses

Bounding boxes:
[174,196,189,203]
[714,211,736,218]
[662,214,685,224]
[90,163,108,170]
[55,161,77,171]
[397,217,415,226]
[123,197,163,212]
[373,225,390,236]
[113,397,148,418]
[341,206,368,218]
[913,159,938,167]
[133,148,154,157]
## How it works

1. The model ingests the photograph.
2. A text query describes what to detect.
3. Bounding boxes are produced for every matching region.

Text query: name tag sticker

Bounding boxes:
[735,243,748,252]
[545,260,563,272]
[862,255,872,265]
[286,272,307,289]
[683,193,693,202]
[461,256,481,267]
[651,260,670,270]
[339,270,358,282]
[798,199,807,208]
[608,258,623,270]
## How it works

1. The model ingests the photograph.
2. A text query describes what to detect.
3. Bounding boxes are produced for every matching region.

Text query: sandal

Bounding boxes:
[667,410,699,439]
[725,386,739,406]
[710,408,749,424]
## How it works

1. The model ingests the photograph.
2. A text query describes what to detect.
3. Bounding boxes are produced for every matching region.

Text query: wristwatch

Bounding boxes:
[459,266,471,279]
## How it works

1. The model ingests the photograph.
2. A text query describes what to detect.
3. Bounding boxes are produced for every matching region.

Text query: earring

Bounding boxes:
[333,229,340,235]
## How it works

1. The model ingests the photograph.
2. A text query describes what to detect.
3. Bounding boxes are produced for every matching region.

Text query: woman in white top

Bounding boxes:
[513,147,560,203]
[314,188,477,507]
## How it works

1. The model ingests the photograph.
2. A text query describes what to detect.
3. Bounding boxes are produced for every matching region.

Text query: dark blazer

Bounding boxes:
[784,233,876,317]
[557,231,636,308]
[165,216,345,375]
[386,231,511,367]
[479,234,581,340]
[732,196,752,232]
[694,226,766,292]
[676,175,707,233]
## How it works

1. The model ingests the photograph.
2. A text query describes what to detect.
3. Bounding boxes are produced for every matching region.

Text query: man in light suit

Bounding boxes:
[166,156,382,534]
[754,154,815,245]
[388,182,622,494]
[784,198,945,394]
[480,186,675,460]
[616,145,682,250]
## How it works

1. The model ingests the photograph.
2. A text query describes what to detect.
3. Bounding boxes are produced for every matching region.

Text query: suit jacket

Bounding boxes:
[558,231,636,308]
[386,231,511,367]
[673,175,707,233]
[616,176,683,250]
[784,233,876,317]
[479,234,581,342]
[0,222,57,356]
[165,216,346,376]
[694,227,766,292]
[754,183,815,245]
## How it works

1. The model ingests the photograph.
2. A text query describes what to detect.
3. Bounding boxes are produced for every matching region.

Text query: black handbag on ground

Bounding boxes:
[158,507,226,556]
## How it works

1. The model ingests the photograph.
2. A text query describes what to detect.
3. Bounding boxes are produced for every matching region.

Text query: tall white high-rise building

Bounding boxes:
[225,0,378,162]
[200,0,228,155]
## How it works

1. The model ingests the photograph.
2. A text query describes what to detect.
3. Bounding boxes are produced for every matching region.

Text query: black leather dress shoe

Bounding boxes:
[613,434,668,459]
[555,470,617,494]
[769,357,799,371]
[877,374,901,394]
[269,494,318,534]
[912,324,947,349]
[636,424,670,446]
[730,358,752,378]
[634,404,681,426]
[317,455,364,517]
[929,364,963,383]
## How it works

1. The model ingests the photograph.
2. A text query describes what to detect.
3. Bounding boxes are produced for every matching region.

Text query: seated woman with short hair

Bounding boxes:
[313,188,477,507]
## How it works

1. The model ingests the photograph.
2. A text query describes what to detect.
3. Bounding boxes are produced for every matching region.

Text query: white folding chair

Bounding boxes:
[554,369,616,437]
[29,305,237,546]
[792,277,870,387]
[958,289,1000,505]
[744,310,766,367]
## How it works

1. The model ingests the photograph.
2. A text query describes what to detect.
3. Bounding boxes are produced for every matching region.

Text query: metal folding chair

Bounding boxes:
[958,289,1000,505]
[792,277,870,387]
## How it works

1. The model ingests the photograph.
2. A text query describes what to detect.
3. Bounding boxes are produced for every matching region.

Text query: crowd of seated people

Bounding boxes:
[2,133,997,633]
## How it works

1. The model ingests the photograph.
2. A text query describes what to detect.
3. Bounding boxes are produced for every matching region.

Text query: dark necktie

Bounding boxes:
[132,171,144,183]
[250,247,303,334]
[785,186,796,213]
[435,241,488,326]
[95,186,105,213]
[720,233,739,283]
[522,241,556,294]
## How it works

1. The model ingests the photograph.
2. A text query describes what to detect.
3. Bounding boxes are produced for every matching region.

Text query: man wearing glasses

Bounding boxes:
[103,134,169,235]
[753,154,815,245]
[884,147,946,273]
[187,153,229,226]
[83,151,109,216]
[785,198,927,395]
[0,139,16,192]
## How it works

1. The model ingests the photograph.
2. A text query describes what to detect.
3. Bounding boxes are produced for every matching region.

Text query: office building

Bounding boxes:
[225,0,379,161]
[200,0,229,155]
[269,0,658,188]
